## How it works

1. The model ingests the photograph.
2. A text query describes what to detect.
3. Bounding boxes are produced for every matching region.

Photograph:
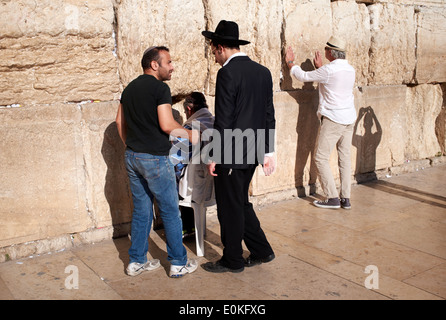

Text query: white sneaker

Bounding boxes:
[169,259,198,278]
[126,259,161,276]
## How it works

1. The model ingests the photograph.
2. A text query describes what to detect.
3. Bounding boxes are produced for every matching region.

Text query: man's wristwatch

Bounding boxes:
[287,60,294,67]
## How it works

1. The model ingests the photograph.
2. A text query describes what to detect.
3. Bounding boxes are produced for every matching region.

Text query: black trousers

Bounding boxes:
[214,165,274,269]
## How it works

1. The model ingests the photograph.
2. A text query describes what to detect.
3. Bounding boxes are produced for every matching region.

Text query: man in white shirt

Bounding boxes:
[286,36,356,209]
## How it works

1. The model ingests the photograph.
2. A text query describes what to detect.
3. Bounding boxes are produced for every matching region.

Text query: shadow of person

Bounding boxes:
[102,122,133,269]
[295,82,319,197]
[282,58,319,198]
[352,106,382,183]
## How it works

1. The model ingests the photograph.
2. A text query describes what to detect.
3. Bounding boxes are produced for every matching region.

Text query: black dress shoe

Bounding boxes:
[202,260,244,273]
[245,253,275,267]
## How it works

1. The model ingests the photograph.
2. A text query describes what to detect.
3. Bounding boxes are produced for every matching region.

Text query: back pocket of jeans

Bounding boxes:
[135,157,160,180]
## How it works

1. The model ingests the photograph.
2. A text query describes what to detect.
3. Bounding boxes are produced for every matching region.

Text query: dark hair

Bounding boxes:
[183,92,208,112]
[141,46,169,70]
[210,40,240,50]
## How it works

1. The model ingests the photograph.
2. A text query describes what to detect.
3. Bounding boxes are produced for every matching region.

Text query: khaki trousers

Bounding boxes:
[315,117,354,199]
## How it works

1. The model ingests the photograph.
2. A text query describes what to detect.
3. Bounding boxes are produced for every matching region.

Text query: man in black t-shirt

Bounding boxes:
[116,46,198,278]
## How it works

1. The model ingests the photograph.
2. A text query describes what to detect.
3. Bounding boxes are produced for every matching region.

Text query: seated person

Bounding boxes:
[170,92,215,238]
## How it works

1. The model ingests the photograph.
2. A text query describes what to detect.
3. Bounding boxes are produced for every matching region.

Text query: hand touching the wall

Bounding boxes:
[286,46,295,69]
[314,51,323,69]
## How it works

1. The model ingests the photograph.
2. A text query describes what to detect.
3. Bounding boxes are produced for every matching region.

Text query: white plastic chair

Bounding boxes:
[185,202,206,257]
[153,201,206,257]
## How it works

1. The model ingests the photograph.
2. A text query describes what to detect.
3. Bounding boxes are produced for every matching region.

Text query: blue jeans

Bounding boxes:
[125,149,187,266]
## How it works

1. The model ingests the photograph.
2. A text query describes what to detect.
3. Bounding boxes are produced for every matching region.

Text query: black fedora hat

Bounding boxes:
[202,20,250,46]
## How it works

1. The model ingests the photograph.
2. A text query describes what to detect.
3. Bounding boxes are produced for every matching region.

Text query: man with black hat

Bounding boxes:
[286,36,356,210]
[201,20,276,273]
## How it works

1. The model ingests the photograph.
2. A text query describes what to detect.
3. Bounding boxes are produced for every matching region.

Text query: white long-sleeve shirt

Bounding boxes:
[290,59,356,125]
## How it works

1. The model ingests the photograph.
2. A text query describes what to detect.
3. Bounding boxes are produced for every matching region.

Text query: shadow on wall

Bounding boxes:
[353,106,382,183]
[101,122,133,238]
[282,58,320,197]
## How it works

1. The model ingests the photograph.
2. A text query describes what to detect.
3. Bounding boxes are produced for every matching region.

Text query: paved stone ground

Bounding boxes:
[1,164,445,302]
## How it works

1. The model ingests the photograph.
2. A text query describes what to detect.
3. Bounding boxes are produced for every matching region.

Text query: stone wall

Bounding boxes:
[1,0,445,261]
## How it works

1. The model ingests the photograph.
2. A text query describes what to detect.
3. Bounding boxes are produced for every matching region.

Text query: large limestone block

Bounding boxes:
[80,102,132,231]
[353,85,407,173]
[415,6,446,83]
[368,3,416,85]
[0,0,114,38]
[331,1,371,87]
[282,0,332,90]
[405,84,443,159]
[354,84,442,169]
[0,0,120,106]
[115,0,207,96]
[252,89,360,196]
[252,90,319,196]
[0,105,92,247]
[203,0,283,93]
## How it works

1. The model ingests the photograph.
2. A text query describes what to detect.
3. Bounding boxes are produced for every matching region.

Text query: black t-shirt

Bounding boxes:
[121,74,173,155]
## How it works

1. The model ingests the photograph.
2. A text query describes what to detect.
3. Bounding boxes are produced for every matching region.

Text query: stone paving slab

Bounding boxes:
[0,165,445,301]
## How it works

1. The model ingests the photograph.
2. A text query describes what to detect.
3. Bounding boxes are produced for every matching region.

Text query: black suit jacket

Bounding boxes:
[212,55,276,169]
